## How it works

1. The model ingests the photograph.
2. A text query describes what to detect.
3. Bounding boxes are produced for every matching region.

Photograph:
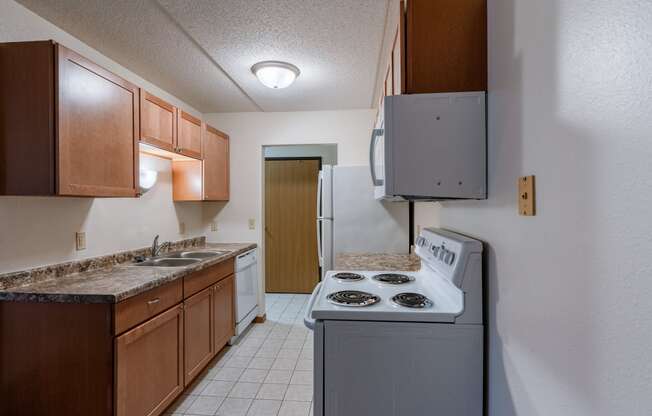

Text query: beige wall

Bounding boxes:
[0,0,204,273]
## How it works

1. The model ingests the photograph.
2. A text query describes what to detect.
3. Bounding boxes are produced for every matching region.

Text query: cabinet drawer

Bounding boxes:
[184,258,234,298]
[114,280,183,335]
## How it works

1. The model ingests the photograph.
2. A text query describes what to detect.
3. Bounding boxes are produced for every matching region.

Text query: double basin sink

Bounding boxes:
[133,250,229,267]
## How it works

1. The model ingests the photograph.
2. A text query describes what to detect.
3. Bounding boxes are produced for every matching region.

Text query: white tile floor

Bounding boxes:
[165,293,313,416]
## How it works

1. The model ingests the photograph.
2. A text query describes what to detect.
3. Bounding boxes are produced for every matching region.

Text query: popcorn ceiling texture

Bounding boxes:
[17,0,390,112]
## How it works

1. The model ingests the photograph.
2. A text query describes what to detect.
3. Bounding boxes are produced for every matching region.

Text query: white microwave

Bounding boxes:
[370,92,486,201]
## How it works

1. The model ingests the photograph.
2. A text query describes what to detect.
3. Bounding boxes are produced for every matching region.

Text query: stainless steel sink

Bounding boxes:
[166,250,229,259]
[133,258,201,267]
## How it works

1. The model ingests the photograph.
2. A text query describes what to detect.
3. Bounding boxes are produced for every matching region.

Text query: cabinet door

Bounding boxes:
[57,45,138,197]
[140,91,176,152]
[184,287,214,386]
[177,111,202,159]
[202,124,230,201]
[116,305,184,416]
[213,275,235,352]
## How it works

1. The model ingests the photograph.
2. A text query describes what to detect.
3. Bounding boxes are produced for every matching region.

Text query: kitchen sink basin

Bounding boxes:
[166,250,228,259]
[133,258,201,267]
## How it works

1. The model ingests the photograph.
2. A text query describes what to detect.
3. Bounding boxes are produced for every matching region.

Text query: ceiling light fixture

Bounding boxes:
[251,61,300,89]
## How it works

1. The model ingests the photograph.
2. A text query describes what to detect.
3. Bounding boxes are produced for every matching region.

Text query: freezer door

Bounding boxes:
[319,165,333,220]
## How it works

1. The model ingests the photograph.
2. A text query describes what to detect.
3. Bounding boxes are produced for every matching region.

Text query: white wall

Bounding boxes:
[0,0,204,273]
[429,1,652,415]
[202,110,376,310]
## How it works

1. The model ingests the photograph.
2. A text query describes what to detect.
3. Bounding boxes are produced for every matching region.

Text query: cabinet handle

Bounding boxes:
[147,298,160,305]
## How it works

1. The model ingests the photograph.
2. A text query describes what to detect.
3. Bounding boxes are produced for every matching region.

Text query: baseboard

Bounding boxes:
[253,314,266,323]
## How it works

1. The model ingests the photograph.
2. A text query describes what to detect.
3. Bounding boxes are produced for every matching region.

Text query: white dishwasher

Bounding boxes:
[231,248,259,343]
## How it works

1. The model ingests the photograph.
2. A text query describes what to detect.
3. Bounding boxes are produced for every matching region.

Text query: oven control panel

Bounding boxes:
[416,235,456,266]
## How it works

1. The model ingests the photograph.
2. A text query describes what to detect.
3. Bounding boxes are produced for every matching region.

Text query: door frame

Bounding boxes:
[263,156,323,293]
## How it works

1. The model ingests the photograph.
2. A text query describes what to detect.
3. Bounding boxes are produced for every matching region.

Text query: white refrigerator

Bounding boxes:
[316,165,409,278]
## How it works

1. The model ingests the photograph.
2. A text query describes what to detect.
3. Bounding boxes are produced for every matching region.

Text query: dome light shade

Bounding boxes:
[139,169,158,193]
[251,61,300,89]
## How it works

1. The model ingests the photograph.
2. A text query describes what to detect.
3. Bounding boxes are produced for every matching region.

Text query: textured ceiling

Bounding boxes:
[17,0,389,112]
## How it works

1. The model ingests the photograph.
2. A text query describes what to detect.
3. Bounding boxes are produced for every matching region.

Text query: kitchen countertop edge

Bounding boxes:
[0,243,257,304]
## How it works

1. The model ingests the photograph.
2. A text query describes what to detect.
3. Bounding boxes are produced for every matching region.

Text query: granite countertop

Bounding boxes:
[335,252,421,272]
[0,241,256,304]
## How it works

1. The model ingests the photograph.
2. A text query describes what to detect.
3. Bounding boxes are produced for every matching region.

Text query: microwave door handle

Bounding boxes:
[369,128,384,186]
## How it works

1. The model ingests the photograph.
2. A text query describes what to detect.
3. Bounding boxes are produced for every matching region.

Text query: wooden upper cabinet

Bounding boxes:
[377,0,486,101]
[0,41,139,197]
[140,91,177,153]
[404,0,487,93]
[115,305,184,416]
[177,111,202,159]
[203,124,230,201]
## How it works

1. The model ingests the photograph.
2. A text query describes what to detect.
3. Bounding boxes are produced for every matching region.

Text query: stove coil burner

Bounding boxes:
[372,273,414,285]
[332,272,365,282]
[392,292,433,309]
[327,290,380,307]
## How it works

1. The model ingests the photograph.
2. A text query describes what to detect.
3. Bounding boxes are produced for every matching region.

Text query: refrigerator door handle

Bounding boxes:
[316,218,323,267]
[316,171,323,219]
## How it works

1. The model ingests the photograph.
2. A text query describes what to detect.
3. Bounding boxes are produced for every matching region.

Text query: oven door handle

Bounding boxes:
[303,282,323,330]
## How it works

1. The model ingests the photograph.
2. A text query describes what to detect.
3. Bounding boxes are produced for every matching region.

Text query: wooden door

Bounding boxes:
[140,91,176,152]
[265,159,320,293]
[184,287,213,386]
[203,124,230,201]
[57,45,139,197]
[115,305,184,416]
[213,275,235,352]
[177,110,202,159]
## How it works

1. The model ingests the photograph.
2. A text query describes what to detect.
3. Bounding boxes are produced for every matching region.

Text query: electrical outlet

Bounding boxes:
[210,221,218,232]
[248,218,256,230]
[75,232,86,251]
[179,222,186,235]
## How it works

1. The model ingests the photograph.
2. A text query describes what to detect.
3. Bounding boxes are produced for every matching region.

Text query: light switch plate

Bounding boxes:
[248,218,256,230]
[75,232,86,251]
[518,175,536,216]
[210,222,218,232]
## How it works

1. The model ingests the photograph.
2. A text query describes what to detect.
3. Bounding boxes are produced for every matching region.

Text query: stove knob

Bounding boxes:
[438,248,447,261]
[429,245,439,256]
[416,236,427,247]
[444,252,455,265]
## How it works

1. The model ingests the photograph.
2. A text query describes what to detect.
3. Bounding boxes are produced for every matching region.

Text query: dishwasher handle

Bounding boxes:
[303,282,323,331]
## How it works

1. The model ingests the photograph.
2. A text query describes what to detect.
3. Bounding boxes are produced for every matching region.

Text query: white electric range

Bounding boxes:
[304,227,484,416]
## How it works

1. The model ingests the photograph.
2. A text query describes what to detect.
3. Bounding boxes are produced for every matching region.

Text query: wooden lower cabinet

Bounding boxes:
[116,305,184,416]
[184,287,214,386]
[213,275,235,351]
[0,260,237,416]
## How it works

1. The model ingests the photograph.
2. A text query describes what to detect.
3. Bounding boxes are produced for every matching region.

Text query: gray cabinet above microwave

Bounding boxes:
[370,92,486,201]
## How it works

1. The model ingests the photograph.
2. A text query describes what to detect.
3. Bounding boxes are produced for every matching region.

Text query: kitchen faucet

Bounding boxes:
[151,235,171,257]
